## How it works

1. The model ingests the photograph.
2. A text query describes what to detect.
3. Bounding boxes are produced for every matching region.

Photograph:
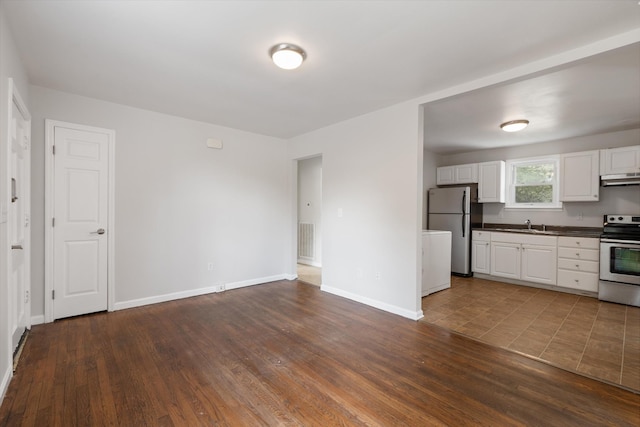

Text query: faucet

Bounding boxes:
[525,219,532,231]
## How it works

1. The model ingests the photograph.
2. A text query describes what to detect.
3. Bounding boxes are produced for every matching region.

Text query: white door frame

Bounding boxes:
[44,120,116,323]
[6,78,31,352]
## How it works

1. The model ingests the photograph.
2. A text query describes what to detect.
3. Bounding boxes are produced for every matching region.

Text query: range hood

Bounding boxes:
[600,173,640,187]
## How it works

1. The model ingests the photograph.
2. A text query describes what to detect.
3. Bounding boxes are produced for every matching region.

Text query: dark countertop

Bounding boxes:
[477,223,603,238]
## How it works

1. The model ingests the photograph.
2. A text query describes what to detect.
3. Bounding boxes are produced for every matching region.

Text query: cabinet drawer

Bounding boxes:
[557,247,599,262]
[557,258,599,273]
[558,236,599,249]
[557,269,598,292]
[473,230,491,242]
[492,232,557,246]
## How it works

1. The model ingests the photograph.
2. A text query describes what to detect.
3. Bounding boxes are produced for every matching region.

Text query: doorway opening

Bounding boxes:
[297,156,322,286]
[7,79,31,361]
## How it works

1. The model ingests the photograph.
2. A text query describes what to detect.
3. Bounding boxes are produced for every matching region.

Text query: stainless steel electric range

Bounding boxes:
[599,215,640,307]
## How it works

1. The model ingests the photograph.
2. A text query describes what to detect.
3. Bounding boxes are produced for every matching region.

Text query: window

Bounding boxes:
[506,156,562,209]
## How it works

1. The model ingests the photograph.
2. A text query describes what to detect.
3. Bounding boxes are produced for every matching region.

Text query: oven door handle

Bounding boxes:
[600,238,640,245]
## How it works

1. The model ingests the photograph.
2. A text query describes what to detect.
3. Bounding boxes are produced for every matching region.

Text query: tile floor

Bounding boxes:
[421,276,640,392]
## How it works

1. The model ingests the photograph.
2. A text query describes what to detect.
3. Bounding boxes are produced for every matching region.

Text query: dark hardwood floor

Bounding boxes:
[1,280,638,426]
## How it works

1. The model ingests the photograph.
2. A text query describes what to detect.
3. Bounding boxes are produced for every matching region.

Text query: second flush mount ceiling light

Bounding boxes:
[269,43,307,70]
[500,119,530,132]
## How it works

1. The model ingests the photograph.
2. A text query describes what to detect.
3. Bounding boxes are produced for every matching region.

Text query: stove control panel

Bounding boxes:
[604,215,640,225]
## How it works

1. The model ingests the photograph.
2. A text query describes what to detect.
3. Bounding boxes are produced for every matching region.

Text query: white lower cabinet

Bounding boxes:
[490,241,521,279]
[556,237,599,292]
[472,230,491,274]
[477,232,599,293]
[489,232,557,285]
[521,244,557,286]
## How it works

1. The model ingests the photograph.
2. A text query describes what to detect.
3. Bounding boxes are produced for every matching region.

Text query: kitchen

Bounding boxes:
[420,43,640,391]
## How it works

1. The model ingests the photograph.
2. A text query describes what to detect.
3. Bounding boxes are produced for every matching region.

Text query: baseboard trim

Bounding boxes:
[224,274,288,291]
[0,366,11,408]
[297,260,322,268]
[321,285,424,321]
[113,274,289,311]
[31,315,45,325]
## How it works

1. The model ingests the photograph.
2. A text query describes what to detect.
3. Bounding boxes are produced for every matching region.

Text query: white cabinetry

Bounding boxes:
[491,240,521,279]
[478,161,505,203]
[490,232,557,285]
[557,237,599,292]
[521,244,558,286]
[560,150,599,202]
[422,230,452,296]
[472,230,491,274]
[436,163,478,185]
[600,145,640,175]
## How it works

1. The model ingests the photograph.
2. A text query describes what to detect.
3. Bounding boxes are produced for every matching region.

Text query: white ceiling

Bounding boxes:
[3,0,640,145]
[423,43,640,153]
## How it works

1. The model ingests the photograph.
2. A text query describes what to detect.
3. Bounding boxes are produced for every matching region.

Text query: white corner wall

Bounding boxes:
[0,2,30,403]
[289,101,424,320]
[29,85,291,317]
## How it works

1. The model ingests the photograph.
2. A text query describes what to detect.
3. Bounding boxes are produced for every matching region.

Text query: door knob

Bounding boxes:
[91,228,106,235]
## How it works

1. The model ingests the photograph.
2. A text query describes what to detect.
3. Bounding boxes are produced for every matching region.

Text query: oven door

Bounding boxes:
[600,239,640,285]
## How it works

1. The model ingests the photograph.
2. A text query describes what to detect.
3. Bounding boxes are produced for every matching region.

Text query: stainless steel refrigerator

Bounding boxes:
[427,186,483,276]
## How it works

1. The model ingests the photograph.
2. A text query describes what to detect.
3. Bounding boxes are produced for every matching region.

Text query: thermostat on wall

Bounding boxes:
[206,138,223,149]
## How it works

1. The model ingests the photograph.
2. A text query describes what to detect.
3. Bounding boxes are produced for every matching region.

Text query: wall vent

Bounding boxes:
[298,223,315,259]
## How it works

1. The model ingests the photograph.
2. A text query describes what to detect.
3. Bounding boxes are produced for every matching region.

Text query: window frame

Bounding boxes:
[505,155,562,209]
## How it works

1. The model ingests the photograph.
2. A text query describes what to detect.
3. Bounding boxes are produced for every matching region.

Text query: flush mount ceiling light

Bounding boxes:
[269,43,306,70]
[500,119,530,132]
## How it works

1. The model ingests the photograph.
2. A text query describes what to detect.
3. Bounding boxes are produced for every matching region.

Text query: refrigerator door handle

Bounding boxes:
[461,191,467,215]
[461,213,466,237]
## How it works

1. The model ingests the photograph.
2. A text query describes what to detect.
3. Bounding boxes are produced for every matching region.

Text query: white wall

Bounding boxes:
[435,129,640,227]
[297,156,322,266]
[289,100,424,320]
[29,85,291,316]
[0,2,30,403]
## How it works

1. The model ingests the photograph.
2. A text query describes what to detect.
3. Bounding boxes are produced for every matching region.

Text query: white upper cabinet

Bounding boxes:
[478,161,505,203]
[560,150,599,202]
[600,145,640,175]
[436,166,455,185]
[436,163,478,185]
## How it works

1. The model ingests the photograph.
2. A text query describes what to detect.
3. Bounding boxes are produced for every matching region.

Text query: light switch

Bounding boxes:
[337,208,343,218]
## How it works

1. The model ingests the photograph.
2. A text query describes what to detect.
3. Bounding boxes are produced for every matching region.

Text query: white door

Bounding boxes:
[51,125,111,320]
[9,93,31,351]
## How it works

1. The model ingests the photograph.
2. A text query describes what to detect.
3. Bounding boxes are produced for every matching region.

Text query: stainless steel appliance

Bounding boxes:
[599,215,640,307]
[427,186,482,276]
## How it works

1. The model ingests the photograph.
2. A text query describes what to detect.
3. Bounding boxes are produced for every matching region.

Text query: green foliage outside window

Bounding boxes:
[514,163,555,204]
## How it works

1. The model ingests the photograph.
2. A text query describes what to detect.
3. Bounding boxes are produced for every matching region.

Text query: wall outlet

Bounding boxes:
[24,290,30,303]
[207,262,214,271]
[215,284,225,293]
[577,212,583,221]
[375,272,381,280]
[357,268,364,279]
